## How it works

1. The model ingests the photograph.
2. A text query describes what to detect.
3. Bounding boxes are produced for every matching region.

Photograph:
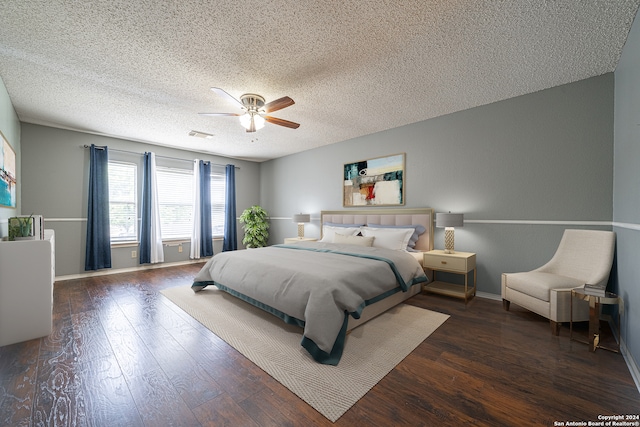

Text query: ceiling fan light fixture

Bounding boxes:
[253,113,265,130]
[239,112,251,130]
[203,88,299,132]
[239,112,265,132]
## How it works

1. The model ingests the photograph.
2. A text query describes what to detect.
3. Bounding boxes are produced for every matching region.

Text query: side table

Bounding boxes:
[422,250,476,303]
[570,288,622,352]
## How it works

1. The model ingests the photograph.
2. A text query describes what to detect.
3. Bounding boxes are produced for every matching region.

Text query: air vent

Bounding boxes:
[189,130,214,139]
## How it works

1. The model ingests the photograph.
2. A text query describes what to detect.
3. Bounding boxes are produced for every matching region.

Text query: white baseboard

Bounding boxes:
[620,334,640,393]
[54,258,209,283]
[476,291,502,301]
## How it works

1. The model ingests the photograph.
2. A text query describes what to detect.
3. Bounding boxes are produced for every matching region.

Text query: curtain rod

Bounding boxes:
[82,145,239,169]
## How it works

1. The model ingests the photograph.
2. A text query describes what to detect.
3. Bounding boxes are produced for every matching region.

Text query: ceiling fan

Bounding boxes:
[199,87,300,133]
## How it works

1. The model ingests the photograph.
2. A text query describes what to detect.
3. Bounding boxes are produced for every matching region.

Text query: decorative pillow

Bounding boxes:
[333,232,375,247]
[367,224,426,251]
[361,227,415,251]
[320,225,361,242]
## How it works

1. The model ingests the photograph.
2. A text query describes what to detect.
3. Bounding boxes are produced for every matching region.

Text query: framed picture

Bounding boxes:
[343,153,405,207]
[0,132,16,208]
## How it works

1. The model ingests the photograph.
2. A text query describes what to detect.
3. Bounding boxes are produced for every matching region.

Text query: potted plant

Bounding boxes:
[8,214,34,240]
[239,205,270,248]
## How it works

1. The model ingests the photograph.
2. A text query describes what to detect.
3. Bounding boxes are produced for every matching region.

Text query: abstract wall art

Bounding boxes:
[0,132,16,208]
[343,153,405,207]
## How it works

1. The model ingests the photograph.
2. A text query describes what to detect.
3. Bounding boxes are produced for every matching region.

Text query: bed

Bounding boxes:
[192,207,434,365]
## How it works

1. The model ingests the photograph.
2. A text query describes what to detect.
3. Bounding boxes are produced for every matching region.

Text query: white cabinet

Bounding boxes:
[0,230,55,347]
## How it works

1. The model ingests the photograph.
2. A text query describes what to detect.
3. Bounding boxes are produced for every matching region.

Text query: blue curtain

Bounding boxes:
[223,164,237,251]
[85,144,111,270]
[199,161,213,257]
[139,152,164,264]
[140,153,152,263]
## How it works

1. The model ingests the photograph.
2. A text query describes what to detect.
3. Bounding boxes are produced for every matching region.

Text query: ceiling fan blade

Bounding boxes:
[264,96,295,113]
[210,87,244,109]
[198,112,242,117]
[264,115,300,129]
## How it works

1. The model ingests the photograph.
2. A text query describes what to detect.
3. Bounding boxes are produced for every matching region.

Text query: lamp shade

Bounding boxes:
[436,212,464,228]
[253,114,265,129]
[293,213,310,223]
[239,112,265,131]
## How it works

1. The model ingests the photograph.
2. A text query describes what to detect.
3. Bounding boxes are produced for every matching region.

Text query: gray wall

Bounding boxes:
[262,74,614,297]
[614,10,640,381]
[19,123,261,277]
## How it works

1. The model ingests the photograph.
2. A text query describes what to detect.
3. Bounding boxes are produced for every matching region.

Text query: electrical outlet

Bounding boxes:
[178,245,183,253]
[131,250,137,258]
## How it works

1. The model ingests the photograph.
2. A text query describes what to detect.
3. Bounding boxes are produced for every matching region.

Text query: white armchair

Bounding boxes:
[502,229,615,335]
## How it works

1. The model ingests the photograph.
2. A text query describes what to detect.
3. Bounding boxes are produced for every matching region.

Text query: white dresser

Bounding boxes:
[0,229,55,347]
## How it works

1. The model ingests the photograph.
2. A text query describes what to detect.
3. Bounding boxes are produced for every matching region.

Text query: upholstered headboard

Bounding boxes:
[320,208,434,252]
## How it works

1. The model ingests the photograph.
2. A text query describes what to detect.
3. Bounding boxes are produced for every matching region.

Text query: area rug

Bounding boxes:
[161,285,449,422]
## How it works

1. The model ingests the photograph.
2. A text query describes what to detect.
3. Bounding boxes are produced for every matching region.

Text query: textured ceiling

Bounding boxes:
[1,1,638,162]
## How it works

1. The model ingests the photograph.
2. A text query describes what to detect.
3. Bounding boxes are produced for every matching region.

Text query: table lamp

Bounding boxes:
[436,212,464,253]
[292,213,310,238]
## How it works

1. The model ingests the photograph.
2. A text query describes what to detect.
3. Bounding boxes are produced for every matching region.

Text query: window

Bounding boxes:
[210,170,226,237]
[108,161,137,242]
[107,159,228,244]
[156,167,194,240]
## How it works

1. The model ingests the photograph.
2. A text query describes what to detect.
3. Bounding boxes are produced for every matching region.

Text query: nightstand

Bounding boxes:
[283,237,317,244]
[422,250,477,303]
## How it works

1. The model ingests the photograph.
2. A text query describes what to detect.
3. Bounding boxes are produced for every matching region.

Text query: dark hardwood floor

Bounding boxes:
[1,264,638,426]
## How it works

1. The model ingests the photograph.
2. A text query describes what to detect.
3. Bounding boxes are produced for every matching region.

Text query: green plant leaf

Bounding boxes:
[240,205,270,248]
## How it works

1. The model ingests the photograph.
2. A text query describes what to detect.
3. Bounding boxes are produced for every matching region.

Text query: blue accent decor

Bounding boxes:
[212,283,306,328]
[223,164,237,251]
[300,315,349,365]
[192,281,214,292]
[139,152,152,264]
[199,161,213,257]
[85,144,111,270]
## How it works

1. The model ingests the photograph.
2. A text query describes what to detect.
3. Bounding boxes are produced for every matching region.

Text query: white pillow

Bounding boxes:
[320,225,360,242]
[333,232,375,247]
[361,227,414,251]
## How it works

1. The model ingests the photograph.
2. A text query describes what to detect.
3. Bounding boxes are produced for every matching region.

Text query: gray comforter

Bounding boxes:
[192,241,428,364]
